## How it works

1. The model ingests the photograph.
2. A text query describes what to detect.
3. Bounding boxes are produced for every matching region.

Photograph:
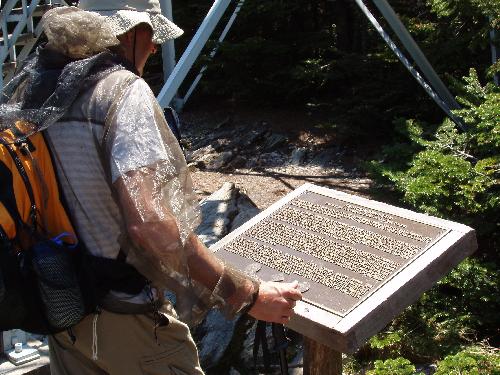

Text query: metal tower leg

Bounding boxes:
[156,0,233,109]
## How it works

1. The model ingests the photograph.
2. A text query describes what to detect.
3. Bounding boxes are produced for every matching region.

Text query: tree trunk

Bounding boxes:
[303,337,342,375]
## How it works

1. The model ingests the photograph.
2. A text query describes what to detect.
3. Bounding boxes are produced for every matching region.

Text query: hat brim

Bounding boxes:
[150,13,183,44]
[88,9,183,44]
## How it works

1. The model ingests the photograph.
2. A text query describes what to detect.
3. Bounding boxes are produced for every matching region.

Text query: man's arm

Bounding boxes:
[114,167,301,323]
[185,233,302,323]
[105,76,301,322]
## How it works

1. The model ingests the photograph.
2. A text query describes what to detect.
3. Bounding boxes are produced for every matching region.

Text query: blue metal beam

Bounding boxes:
[490,20,498,86]
[159,0,176,83]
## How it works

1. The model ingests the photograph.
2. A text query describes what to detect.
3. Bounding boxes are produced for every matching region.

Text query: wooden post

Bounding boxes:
[303,337,342,375]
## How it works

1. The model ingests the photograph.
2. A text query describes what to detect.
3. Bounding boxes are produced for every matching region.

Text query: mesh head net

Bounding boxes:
[42,7,120,59]
[0,7,130,143]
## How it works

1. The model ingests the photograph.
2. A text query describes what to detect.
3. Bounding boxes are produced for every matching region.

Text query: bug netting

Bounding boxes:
[103,80,259,323]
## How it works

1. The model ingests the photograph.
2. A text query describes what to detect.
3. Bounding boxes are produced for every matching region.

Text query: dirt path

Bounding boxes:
[181,105,374,209]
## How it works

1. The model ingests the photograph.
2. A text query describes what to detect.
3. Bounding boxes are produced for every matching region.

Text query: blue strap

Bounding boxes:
[51,232,78,249]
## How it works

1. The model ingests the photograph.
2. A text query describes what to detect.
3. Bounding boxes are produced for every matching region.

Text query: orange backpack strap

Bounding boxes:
[29,133,76,243]
[0,132,76,245]
[0,138,36,241]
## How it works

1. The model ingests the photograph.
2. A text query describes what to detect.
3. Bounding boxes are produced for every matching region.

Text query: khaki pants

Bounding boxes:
[49,305,205,375]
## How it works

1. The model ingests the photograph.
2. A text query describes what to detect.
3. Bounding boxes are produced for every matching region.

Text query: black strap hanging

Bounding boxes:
[254,320,272,373]
[272,323,290,375]
[253,320,290,375]
[0,138,38,235]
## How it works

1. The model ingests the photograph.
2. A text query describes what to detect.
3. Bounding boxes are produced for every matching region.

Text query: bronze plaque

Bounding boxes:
[215,190,447,316]
[211,184,476,352]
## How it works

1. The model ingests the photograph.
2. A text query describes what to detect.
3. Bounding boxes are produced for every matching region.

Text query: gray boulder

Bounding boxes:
[194,183,261,370]
[290,147,307,165]
[196,182,238,247]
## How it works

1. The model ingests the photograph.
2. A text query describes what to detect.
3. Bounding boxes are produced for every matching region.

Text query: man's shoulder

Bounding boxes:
[99,69,140,90]
[86,69,153,111]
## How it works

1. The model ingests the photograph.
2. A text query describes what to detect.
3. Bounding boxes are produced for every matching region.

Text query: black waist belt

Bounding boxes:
[82,252,148,296]
[99,296,159,315]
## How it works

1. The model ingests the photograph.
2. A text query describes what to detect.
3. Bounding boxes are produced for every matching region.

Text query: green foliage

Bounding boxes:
[393,148,496,219]
[427,0,500,28]
[175,1,465,140]
[424,0,497,76]
[435,347,500,375]
[415,259,499,350]
[362,259,499,364]
[367,357,423,375]
[372,68,499,245]
[370,67,500,354]
[191,0,353,103]
[455,70,500,156]
[369,331,403,350]
[174,0,496,143]
[367,61,499,374]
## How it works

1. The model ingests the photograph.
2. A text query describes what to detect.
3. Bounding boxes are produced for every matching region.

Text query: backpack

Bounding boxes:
[0,121,155,334]
[0,58,157,334]
[0,126,86,334]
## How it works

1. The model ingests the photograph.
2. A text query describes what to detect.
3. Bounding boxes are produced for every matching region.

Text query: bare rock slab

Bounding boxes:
[193,309,239,370]
[194,182,261,369]
[196,182,239,247]
[210,183,477,353]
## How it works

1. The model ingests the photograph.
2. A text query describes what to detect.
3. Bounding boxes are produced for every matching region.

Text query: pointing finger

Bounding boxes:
[282,287,302,301]
[289,280,299,288]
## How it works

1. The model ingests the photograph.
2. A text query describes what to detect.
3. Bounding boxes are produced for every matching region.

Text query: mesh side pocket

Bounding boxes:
[31,241,85,330]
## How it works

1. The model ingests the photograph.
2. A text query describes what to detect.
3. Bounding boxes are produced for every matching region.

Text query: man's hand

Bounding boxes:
[248,281,302,324]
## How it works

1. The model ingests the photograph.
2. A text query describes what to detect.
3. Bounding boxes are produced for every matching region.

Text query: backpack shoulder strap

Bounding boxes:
[0,137,37,235]
[0,159,24,236]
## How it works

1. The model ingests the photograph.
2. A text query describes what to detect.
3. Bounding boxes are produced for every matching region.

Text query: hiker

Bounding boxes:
[16,1,302,374]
